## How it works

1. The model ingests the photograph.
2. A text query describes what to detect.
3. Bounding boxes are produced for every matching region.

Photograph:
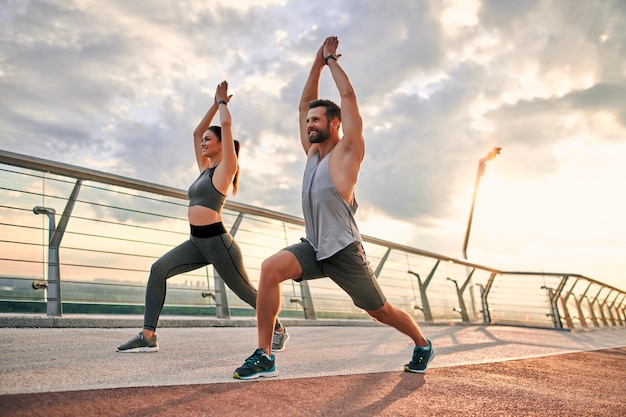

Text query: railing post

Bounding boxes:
[374,248,391,278]
[33,207,61,317]
[597,293,610,327]
[408,260,439,323]
[477,284,487,323]
[459,269,474,322]
[612,293,625,326]
[606,291,620,326]
[584,294,600,327]
[297,281,317,320]
[542,275,569,329]
[616,294,626,325]
[447,270,473,323]
[560,278,578,329]
[31,179,81,317]
[555,276,571,328]
[574,282,592,328]
[542,286,561,329]
[589,287,607,326]
[599,290,614,326]
[620,297,626,325]
[481,272,497,324]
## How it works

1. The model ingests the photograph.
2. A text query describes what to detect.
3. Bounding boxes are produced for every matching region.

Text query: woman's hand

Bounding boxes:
[215,81,233,105]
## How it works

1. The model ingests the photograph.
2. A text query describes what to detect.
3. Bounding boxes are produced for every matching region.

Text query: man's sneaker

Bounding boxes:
[116,332,159,353]
[404,339,435,373]
[272,328,289,352]
[233,349,277,380]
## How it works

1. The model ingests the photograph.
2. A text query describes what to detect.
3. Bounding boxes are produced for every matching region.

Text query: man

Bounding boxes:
[233,36,434,380]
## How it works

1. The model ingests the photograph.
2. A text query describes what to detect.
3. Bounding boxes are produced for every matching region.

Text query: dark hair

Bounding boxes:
[207,125,222,140]
[208,125,240,195]
[309,99,341,123]
[232,140,240,195]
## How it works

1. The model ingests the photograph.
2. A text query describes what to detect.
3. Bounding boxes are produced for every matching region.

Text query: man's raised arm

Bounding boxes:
[323,38,364,162]
[298,42,326,155]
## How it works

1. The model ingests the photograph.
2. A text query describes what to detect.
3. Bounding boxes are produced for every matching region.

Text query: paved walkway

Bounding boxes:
[0,316,625,416]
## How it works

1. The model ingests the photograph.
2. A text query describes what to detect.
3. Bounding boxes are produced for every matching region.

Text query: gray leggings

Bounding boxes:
[143,232,257,331]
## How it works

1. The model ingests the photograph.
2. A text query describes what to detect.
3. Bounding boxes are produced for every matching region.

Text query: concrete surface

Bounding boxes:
[0,315,625,416]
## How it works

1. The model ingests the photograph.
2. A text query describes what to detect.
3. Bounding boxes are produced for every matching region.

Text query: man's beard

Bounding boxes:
[308,126,331,144]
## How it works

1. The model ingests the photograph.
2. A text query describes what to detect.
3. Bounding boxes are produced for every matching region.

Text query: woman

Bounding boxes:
[117,81,288,353]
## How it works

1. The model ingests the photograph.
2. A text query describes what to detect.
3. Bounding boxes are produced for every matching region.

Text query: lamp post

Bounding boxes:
[462,147,501,260]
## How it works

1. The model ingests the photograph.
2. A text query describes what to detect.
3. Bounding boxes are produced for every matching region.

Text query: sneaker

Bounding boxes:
[116,332,159,353]
[233,349,277,380]
[272,328,289,352]
[404,339,435,373]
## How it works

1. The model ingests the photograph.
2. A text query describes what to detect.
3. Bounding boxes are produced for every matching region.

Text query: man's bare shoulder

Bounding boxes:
[335,135,365,163]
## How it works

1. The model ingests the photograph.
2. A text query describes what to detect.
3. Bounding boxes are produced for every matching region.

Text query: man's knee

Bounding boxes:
[260,258,280,281]
[367,302,393,321]
[260,251,301,284]
[259,259,285,287]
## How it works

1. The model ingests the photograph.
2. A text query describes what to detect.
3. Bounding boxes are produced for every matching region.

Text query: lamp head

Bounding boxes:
[33,206,56,215]
[487,147,502,161]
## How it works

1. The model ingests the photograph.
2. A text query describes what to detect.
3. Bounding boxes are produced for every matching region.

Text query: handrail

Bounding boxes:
[501,271,624,296]
[0,149,304,226]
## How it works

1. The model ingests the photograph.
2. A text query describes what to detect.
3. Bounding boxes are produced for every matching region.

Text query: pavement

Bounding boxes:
[0,315,625,416]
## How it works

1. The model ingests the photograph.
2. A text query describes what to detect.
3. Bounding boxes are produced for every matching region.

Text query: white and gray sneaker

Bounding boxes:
[116,332,159,353]
[272,328,289,352]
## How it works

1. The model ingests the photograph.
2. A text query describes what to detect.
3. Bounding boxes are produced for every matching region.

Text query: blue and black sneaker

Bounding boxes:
[404,339,435,373]
[233,349,277,380]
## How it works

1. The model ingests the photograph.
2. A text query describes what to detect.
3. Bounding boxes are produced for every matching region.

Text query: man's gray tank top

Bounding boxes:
[302,150,362,260]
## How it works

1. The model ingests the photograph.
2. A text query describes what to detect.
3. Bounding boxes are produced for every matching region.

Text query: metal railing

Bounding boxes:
[1,149,625,329]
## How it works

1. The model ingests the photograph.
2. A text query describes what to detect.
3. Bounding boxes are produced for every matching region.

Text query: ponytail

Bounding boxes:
[232,140,240,195]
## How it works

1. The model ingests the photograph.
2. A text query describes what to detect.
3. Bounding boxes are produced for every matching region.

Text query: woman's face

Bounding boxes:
[201,130,221,158]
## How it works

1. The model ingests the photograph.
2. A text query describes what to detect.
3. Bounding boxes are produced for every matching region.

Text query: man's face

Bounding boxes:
[306,107,331,144]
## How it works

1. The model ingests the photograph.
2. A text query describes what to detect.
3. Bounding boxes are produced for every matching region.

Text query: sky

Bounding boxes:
[1,0,625,291]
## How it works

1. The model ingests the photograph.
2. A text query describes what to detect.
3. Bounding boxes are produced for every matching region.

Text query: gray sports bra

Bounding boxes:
[187,166,226,212]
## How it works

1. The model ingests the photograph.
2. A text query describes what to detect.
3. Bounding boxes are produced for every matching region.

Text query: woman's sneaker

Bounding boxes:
[404,339,435,373]
[116,332,159,353]
[272,328,289,352]
[233,349,277,380]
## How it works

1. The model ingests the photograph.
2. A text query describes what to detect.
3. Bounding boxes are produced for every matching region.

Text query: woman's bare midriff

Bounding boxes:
[188,205,222,226]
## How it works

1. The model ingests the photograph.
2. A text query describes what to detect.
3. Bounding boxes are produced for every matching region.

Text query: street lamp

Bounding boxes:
[462,147,501,260]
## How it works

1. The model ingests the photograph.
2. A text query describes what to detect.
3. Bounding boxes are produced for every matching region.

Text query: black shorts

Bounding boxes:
[284,239,386,311]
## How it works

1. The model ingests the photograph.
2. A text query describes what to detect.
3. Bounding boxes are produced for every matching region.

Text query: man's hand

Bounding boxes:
[322,36,341,61]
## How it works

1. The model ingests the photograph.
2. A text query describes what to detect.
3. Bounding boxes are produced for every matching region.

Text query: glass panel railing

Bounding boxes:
[1,149,624,329]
